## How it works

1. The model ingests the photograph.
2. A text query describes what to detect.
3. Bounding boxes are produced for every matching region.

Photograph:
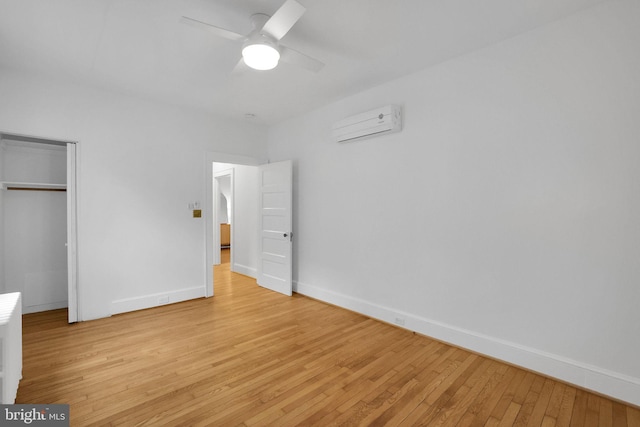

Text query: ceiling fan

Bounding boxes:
[182,0,324,73]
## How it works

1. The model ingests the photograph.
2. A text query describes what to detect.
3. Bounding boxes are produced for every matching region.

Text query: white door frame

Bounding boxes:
[204,151,263,297]
[66,142,79,323]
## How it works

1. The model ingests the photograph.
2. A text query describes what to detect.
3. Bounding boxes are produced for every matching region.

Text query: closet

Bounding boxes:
[0,135,69,314]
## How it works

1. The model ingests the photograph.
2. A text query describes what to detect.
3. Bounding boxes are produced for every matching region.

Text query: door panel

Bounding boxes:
[257,160,292,296]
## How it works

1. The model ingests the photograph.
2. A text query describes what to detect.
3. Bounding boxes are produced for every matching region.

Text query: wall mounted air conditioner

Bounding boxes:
[332,105,402,143]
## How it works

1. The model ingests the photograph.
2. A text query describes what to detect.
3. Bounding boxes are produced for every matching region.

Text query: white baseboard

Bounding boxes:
[111,286,205,315]
[294,280,640,407]
[24,301,68,314]
[232,263,257,278]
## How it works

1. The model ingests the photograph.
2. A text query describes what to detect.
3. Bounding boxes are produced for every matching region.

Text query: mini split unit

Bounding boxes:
[331,105,402,143]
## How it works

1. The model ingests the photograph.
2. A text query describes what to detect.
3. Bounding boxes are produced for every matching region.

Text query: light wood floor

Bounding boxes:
[18,254,640,426]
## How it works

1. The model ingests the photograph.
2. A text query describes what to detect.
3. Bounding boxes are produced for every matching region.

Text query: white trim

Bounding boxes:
[23,301,68,314]
[0,141,67,153]
[111,286,205,315]
[213,175,220,266]
[0,292,22,404]
[232,263,257,278]
[294,280,640,407]
[0,131,74,146]
[66,142,79,323]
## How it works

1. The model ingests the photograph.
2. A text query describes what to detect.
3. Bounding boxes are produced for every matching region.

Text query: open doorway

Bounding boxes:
[205,152,261,297]
[205,152,293,298]
[211,162,259,285]
[213,169,233,269]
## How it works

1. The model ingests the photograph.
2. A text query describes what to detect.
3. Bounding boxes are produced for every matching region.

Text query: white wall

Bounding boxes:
[267,0,640,406]
[217,175,230,224]
[2,142,68,313]
[0,69,267,320]
[232,165,259,277]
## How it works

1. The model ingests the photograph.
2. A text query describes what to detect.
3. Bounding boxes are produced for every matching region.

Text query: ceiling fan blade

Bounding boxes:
[261,0,306,41]
[181,16,245,42]
[280,45,324,73]
[231,58,251,75]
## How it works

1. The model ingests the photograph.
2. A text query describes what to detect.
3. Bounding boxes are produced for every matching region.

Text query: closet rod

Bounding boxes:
[6,187,66,192]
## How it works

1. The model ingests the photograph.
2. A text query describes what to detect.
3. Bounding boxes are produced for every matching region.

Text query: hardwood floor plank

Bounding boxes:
[457,365,515,427]
[542,415,558,427]
[528,378,556,426]
[488,368,528,420]
[377,368,445,425]
[398,356,485,426]
[627,406,640,427]
[556,385,577,427]
[513,375,544,426]
[570,389,589,427]
[15,261,638,426]
[598,396,614,427]
[546,382,567,420]
[497,401,522,427]
[584,393,602,427]
[427,359,500,427]
[613,401,629,427]
[513,371,537,406]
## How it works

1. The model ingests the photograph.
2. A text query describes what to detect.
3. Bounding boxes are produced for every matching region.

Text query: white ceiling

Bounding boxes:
[0,0,607,125]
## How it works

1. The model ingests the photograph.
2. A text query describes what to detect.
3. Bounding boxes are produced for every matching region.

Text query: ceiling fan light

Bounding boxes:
[242,43,280,71]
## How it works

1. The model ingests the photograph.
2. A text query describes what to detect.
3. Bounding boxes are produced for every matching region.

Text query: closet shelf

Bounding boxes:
[1,181,67,191]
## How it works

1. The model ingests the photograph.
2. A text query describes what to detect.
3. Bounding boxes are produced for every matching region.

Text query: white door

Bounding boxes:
[257,160,292,296]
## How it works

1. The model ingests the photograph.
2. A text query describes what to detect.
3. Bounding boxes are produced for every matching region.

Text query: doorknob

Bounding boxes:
[283,233,288,237]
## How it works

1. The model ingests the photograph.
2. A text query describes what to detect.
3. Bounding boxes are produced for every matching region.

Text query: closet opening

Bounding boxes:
[0,132,78,323]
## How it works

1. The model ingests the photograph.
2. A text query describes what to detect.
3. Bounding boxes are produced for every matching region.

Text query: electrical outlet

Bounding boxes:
[394,317,405,326]
[158,296,169,304]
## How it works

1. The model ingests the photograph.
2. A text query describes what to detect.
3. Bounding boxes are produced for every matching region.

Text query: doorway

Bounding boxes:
[204,152,293,298]
[0,131,78,323]
[211,161,260,289]
[214,169,233,268]
[205,152,261,297]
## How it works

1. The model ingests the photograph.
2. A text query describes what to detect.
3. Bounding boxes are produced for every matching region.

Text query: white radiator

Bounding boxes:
[0,292,22,403]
